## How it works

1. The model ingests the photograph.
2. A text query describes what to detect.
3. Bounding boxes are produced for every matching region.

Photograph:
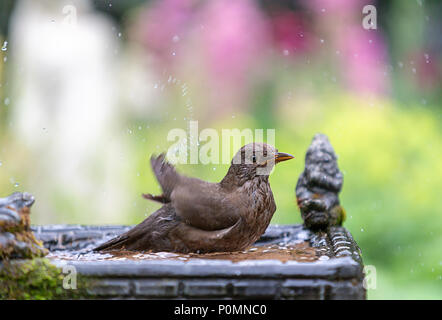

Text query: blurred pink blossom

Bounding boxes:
[305,0,365,14]
[306,0,390,95]
[200,0,269,113]
[134,0,195,68]
[270,11,313,55]
[199,0,270,90]
[339,28,389,95]
[410,50,441,91]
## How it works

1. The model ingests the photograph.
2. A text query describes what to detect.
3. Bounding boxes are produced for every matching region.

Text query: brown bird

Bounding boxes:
[94,143,294,253]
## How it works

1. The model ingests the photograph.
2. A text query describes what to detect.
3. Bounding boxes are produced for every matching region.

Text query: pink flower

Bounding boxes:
[199,0,270,86]
[339,27,389,95]
[197,0,271,112]
[134,0,195,68]
[270,11,313,55]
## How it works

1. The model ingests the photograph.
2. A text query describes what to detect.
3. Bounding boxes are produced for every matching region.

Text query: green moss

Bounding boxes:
[0,258,92,299]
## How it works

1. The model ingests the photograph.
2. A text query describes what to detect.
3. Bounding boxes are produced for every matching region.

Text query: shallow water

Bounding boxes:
[47,241,321,263]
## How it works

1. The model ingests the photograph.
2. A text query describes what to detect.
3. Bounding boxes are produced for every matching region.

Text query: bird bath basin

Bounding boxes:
[27,224,366,299]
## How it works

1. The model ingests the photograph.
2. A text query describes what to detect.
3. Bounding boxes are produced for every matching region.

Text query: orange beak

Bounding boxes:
[275,152,294,163]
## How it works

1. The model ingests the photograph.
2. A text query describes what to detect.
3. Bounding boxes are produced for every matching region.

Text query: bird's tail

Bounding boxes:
[146,153,180,202]
[142,193,170,204]
[94,233,130,251]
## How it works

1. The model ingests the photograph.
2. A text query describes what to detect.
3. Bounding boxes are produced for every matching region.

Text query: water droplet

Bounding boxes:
[172,35,180,43]
[171,52,176,56]
[360,228,364,232]
[14,182,19,188]
[3,56,7,62]
[368,39,372,44]
[398,61,404,68]
[320,39,324,44]
[153,83,158,89]
[1,41,7,51]
[118,32,122,37]
[0,161,2,167]
[283,49,289,56]
[321,8,326,13]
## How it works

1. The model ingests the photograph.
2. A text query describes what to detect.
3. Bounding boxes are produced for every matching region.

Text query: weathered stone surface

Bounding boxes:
[134,279,179,297]
[233,280,280,298]
[328,281,366,300]
[86,279,131,297]
[183,280,229,297]
[281,279,325,299]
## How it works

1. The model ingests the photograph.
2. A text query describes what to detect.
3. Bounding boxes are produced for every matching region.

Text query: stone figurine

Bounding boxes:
[0,192,48,259]
[296,134,346,230]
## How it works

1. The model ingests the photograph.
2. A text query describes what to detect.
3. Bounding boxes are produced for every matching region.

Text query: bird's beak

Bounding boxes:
[275,152,294,163]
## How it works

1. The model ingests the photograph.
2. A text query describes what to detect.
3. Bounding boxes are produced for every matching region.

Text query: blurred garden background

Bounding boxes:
[0,0,441,299]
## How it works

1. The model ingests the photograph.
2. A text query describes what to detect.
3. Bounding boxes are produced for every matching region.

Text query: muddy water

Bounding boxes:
[47,241,323,263]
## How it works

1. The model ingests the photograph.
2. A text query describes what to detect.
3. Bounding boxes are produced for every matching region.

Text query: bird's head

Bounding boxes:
[226,143,294,184]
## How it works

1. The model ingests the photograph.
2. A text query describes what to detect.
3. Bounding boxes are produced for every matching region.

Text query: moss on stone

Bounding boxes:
[0,258,92,299]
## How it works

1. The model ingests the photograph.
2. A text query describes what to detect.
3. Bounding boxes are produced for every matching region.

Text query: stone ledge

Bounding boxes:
[26,224,366,299]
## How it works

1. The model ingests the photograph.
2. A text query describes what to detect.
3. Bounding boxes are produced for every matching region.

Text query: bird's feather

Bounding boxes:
[150,154,180,202]
[148,154,241,231]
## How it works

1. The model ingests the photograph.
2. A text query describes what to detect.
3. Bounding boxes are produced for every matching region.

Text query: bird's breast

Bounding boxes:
[236,180,276,240]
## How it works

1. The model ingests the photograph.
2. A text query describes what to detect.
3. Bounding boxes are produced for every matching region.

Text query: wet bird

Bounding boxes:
[95,143,294,253]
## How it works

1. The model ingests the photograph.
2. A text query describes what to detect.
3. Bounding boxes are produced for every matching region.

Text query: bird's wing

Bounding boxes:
[145,154,241,231]
[170,217,242,253]
[94,204,178,252]
[171,177,242,231]
[94,233,130,251]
